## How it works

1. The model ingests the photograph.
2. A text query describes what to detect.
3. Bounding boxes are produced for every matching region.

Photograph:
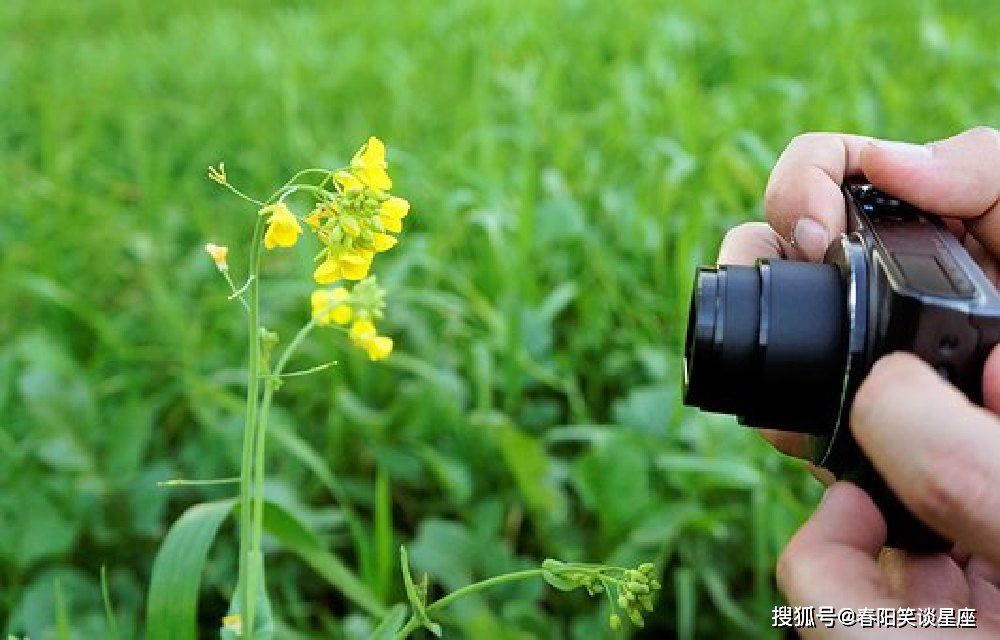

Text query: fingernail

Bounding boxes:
[791,218,829,258]
[872,140,933,162]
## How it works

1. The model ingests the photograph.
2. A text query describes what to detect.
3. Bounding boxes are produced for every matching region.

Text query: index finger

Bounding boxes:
[764,133,873,261]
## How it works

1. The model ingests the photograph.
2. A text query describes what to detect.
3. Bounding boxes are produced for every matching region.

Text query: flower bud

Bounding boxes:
[204,243,229,271]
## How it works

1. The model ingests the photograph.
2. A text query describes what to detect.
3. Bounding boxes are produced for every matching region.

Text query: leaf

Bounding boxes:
[540,559,576,592]
[147,498,385,640]
[370,604,409,640]
[571,436,652,539]
[146,499,235,640]
[655,453,762,490]
[612,385,675,437]
[261,501,386,618]
[492,425,566,526]
[400,546,441,637]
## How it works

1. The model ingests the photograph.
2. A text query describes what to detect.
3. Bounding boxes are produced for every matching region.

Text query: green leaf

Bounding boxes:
[400,546,442,637]
[540,559,577,592]
[260,501,386,618]
[147,498,385,640]
[146,499,235,640]
[370,604,409,640]
[492,424,566,527]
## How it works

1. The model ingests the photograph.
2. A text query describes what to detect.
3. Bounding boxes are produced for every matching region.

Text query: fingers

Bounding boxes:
[860,127,1000,254]
[878,548,969,607]
[850,352,1000,567]
[777,483,897,639]
[764,133,873,261]
[717,221,785,266]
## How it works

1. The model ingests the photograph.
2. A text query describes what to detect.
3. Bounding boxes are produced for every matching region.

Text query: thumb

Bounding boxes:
[861,127,1000,253]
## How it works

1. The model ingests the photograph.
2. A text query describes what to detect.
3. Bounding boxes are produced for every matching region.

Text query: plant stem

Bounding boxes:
[394,569,545,639]
[237,215,265,638]
[245,315,322,636]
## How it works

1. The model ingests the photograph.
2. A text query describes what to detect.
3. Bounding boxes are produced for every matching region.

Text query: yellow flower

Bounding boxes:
[313,250,373,284]
[364,335,393,361]
[204,243,229,271]
[339,250,371,280]
[335,170,364,193]
[373,233,397,252]
[378,197,409,233]
[349,318,377,344]
[304,203,335,230]
[378,213,402,234]
[350,136,392,190]
[381,196,410,219]
[333,171,365,191]
[311,287,353,326]
[314,257,341,284]
[348,318,392,360]
[261,202,302,249]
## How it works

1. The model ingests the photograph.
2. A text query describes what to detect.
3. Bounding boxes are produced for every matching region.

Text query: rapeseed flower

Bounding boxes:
[261,202,302,249]
[204,243,229,271]
[311,287,353,326]
[350,136,392,190]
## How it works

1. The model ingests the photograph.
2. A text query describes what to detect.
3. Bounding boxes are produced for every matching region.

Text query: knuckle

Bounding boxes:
[911,441,995,528]
[776,542,838,599]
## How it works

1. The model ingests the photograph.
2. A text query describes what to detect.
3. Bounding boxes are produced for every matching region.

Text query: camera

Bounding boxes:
[682,179,1000,552]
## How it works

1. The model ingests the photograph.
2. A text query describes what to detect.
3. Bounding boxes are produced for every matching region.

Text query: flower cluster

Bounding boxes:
[608,563,662,630]
[207,136,407,362]
[305,138,409,285]
[540,559,662,632]
[310,276,392,361]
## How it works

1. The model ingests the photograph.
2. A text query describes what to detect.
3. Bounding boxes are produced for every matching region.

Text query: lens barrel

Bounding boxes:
[683,260,847,435]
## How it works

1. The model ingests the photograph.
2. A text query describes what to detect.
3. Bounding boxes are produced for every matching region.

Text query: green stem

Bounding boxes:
[245,315,322,636]
[395,569,545,639]
[237,215,265,638]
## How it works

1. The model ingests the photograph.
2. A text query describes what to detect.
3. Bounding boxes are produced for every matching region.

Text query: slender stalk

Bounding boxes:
[394,569,545,639]
[246,315,322,636]
[237,215,265,638]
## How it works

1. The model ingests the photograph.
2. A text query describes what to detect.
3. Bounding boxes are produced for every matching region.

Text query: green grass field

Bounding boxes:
[2,0,997,637]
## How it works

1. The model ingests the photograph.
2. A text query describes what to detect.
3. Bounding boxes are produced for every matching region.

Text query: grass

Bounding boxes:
[1,0,997,637]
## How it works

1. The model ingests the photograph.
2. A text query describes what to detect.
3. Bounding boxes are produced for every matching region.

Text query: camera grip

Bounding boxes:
[840,459,951,553]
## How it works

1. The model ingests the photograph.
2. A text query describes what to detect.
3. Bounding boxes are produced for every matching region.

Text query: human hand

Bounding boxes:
[720,127,1000,636]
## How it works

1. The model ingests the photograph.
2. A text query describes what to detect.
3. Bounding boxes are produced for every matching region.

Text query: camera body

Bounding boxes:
[683,179,1000,551]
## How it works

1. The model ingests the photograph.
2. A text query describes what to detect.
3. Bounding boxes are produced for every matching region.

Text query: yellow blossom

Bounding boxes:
[339,250,371,280]
[314,257,342,284]
[373,233,397,252]
[204,243,229,271]
[350,136,392,190]
[348,318,392,360]
[378,213,402,234]
[311,287,352,326]
[261,202,302,249]
[363,335,393,361]
[334,170,364,193]
[381,196,410,219]
[349,318,377,344]
[378,197,409,233]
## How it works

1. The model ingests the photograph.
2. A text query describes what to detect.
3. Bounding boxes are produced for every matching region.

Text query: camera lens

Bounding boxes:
[683,260,847,435]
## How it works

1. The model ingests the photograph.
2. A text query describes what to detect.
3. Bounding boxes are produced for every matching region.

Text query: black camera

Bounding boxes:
[683,179,1000,552]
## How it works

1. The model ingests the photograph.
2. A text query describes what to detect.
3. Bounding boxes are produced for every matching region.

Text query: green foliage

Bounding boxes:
[1,0,997,638]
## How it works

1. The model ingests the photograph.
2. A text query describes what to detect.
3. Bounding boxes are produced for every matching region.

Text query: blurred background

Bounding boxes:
[2,0,997,637]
